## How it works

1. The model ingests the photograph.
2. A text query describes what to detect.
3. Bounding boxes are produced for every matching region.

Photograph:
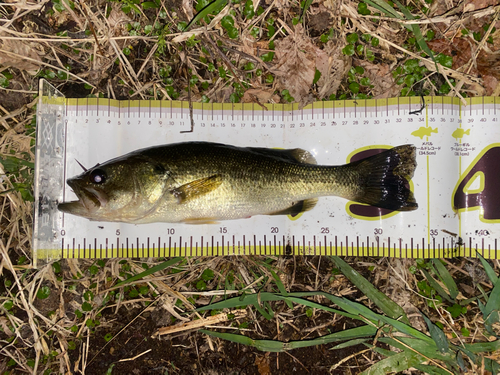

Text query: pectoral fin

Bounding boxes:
[171,175,222,203]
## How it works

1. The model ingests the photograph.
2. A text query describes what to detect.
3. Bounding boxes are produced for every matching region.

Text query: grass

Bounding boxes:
[1,0,500,373]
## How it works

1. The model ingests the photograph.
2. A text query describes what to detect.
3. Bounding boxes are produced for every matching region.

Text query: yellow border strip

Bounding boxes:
[51,245,478,258]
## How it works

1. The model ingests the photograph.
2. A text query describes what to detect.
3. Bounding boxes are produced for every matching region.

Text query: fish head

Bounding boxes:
[59,155,170,222]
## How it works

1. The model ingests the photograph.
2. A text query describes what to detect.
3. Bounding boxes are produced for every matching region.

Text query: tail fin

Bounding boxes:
[352,145,418,211]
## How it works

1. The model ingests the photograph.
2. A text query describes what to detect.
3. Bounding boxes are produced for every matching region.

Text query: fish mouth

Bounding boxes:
[58,179,108,215]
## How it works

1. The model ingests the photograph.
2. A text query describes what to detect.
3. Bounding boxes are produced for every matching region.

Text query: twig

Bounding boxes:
[203,31,244,88]
[77,0,104,56]
[330,348,373,371]
[181,50,195,134]
[117,349,152,362]
[155,309,247,337]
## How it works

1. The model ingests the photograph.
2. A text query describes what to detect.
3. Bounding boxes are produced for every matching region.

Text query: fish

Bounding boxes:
[451,128,470,139]
[58,142,418,223]
[411,126,438,139]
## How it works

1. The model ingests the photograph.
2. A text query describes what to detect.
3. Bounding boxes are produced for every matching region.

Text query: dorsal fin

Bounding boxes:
[248,147,317,164]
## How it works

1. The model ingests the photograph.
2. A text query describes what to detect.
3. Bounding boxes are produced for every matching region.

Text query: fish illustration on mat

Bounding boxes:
[452,128,470,139]
[411,126,438,139]
[59,142,418,223]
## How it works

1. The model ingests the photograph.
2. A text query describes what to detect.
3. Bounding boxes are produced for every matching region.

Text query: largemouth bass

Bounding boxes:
[58,142,417,223]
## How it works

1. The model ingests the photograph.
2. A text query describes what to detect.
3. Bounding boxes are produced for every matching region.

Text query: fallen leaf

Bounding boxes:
[317,40,351,99]
[356,60,401,99]
[182,0,194,20]
[107,3,132,35]
[481,73,498,96]
[273,24,316,106]
[428,37,500,95]
[241,88,280,103]
[0,33,43,74]
[255,354,271,375]
[273,24,326,107]
[463,0,499,12]
[308,12,332,34]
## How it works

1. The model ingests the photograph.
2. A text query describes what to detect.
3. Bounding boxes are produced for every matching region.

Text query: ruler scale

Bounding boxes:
[33,80,500,266]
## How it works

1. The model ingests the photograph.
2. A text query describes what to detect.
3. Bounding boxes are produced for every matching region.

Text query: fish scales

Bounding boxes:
[140,144,349,221]
[58,142,418,223]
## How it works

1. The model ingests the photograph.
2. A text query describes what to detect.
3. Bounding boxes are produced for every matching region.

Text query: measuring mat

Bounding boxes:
[33,80,500,266]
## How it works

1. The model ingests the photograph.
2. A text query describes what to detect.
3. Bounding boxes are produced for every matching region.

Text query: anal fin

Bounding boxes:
[270,198,318,217]
[182,217,218,224]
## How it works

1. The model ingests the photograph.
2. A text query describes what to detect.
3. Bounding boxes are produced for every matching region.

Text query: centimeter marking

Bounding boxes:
[58,234,498,259]
[64,96,468,121]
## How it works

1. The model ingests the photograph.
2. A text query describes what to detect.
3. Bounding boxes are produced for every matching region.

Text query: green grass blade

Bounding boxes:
[196,292,361,320]
[369,345,394,357]
[414,364,453,375]
[316,325,377,345]
[362,0,401,19]
[378,337,452,364]
[114,257,184,287]
[391,0,436,64]
[270,270,293,309]
[463,339,500,353]
[422,314,449,353]
[329,256,409,324]
[201,324,377,352]
[484,309,500,336]
[458,344,500,374]
[376,315,434,344]
[484,277,500,316]
[290,290,385,324]
[254,300,274,320]
[300,0,314,21]
[200,329,260,346]
[360,350,424,375]
[421,268,454,303]
[331,338,370,350]
[477,253,499,284]
[431,260,459,300]
[364,0,437,66]
[184,0,228,31]
[484,358,500,374]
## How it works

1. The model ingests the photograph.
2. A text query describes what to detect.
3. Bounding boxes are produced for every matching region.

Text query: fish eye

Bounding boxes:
[89,169,107,184]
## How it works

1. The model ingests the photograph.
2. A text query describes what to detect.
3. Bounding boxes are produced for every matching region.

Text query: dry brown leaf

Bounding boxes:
[107,3,132,37]
[428,37,500,94]
[464,0,499,12]
[255,353,271,375]
[483,74,499,96]
[240,34,256,57]
[241,88,280,103]
[317,40,351,99]
[356,60,401,99]
[273,24,321,107]
[182,0,194,19]
[0,33,43,74]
